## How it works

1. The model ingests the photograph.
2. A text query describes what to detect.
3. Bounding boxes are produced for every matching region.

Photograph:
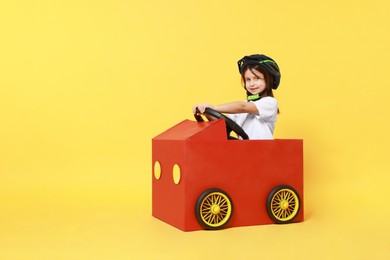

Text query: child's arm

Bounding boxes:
[194,101,259,116]
[213,101,259,115]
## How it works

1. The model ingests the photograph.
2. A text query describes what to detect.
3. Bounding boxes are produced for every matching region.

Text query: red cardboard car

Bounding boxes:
[152,109,303,231]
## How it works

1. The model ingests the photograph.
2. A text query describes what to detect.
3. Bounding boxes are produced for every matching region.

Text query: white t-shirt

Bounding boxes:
[229,97,278,140]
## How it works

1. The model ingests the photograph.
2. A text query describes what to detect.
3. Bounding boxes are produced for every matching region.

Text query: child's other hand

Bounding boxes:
[192,103,213,114]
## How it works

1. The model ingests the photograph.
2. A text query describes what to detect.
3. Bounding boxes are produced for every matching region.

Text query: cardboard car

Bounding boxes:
[152,109,304,231]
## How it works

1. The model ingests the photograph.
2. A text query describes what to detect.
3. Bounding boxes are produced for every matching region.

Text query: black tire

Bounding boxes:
[195,188,233,230]
[266,185,300,224]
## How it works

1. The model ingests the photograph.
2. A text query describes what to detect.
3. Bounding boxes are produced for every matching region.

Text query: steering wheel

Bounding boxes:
[194,108,249,140]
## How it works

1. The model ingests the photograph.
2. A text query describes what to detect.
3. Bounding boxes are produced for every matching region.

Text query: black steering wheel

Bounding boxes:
[194,108,249,140]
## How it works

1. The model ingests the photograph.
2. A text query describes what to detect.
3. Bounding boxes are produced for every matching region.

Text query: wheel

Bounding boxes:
[266,185,300,224]
[194,107,249,140]
[195,188,233,230]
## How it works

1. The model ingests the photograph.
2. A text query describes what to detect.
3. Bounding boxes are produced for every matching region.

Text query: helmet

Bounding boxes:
[237,54,281,89]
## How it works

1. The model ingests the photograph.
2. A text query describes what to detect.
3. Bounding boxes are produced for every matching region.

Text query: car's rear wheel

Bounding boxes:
[266,185,300,224]
[195,188,233,230]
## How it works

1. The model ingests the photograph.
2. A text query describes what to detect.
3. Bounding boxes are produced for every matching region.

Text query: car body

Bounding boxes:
[152,118,304,231]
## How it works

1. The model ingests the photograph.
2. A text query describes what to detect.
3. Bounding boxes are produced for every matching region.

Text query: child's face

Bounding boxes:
[244,69,266,95]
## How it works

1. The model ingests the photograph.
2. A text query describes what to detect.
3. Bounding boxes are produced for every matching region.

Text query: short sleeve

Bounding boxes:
[253,97,278,121]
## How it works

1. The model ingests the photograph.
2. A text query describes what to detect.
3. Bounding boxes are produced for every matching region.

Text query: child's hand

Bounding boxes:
[192,103,213,114]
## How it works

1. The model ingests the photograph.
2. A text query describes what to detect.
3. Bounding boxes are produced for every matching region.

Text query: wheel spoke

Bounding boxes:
[273,207,281,215]
[203,213,212,221]
[201,208,210,214]
[220,206,228,212]
[284,192,290,200]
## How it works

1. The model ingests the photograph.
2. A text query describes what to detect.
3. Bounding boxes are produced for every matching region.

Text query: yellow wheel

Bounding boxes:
[195,188,233,230]
[266,185,300,224]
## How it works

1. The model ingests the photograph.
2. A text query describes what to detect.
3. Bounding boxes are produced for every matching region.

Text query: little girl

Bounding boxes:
[193,54,281,140]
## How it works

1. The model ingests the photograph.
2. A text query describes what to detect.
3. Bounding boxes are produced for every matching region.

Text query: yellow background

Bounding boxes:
[1,0,389,259]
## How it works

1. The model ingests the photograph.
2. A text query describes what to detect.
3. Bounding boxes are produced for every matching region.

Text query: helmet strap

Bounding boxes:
[247,93,261,101]
[246,88,267,102]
